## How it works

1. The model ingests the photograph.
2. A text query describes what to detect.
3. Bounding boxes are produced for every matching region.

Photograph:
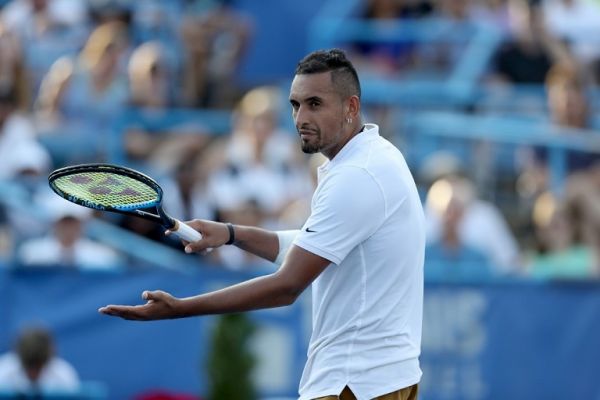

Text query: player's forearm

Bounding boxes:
[230,225,279,262]
[176,272,298,316]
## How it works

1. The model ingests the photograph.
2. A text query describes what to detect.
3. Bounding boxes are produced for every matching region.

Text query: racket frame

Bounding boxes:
[48,163,176,229]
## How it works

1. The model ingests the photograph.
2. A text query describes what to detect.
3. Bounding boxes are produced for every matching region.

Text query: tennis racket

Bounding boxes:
[48,163,203,243]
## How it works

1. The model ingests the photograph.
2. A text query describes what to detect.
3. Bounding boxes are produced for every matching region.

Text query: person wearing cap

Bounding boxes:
[17,198,122,269]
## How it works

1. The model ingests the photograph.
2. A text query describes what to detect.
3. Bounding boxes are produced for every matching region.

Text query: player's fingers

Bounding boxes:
[99,305,145,320]
[98,305,127,316]
[98,306,110,314]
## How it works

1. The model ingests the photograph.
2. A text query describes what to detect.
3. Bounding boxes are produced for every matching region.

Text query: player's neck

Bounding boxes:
[323,121,365,160]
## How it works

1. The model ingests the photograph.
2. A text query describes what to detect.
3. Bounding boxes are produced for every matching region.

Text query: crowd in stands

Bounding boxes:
[0,0,598,282]
[346,0,600,281]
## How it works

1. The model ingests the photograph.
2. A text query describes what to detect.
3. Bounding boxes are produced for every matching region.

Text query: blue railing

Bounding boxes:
[400,110,600,195]
[0,382,108,400]
[309,0,502,107]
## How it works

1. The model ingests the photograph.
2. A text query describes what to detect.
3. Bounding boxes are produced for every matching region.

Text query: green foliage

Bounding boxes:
[206,313,257,400]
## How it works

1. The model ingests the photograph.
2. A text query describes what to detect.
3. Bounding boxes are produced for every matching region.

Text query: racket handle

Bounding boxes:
[171,219,213,254]
[172,219,203,242]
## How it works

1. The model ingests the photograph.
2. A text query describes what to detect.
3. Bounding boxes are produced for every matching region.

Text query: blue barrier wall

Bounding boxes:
[420,281,600,400]
[0,268,307,400]
[2,269,600,400]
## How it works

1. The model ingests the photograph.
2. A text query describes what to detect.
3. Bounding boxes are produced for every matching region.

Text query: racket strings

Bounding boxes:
[53,171,159,209]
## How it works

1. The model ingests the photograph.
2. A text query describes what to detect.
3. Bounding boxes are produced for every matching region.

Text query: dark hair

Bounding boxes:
[16,328,53,369]
[295,49,361,99]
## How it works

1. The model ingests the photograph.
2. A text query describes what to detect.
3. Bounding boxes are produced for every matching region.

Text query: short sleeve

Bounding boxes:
[294,166,386,265]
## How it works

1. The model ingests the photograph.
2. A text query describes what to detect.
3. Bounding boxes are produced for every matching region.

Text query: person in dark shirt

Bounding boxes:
[491,0,568,84]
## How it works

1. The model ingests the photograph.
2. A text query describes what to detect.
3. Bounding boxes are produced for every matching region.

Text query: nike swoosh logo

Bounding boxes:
[305,228,317,232]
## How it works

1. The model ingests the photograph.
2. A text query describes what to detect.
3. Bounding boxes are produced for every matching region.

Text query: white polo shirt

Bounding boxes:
[0,353,80,391]
[294,124,425,400]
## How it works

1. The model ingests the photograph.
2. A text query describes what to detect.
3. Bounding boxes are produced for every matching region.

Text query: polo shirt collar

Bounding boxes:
[322,123,379,170]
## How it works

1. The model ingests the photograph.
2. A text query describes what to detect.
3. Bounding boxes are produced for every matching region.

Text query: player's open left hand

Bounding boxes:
[98,290,182,320]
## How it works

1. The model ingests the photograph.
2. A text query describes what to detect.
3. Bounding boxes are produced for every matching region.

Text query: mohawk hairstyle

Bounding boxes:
[295,49,361,100]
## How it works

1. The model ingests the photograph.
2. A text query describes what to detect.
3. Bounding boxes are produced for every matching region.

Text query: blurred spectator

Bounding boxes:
[17,196,123,269]
[0,22,29,109]
[526,191,596,279]
[205,86,312,228]
[0,326,80,393]
[201,86,312,268]
[180,0,252,108]
[424,176,496,280]
[424,174,521,275]
[546,62,593,129]
[542,0,600,83]
[0,83,52,244]
[128,41,174,109]
[35,21,129,135]
[348,0,428,77]
[1,0,88,94]
[489,0,569,84]
[130,1,184,71]
[123,41,213,169]
[516,62,598,203]
[540,62,597,170]
[0,85,51,180]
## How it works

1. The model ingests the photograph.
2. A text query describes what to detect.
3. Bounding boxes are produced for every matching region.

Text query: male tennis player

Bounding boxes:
[100,49,425,400]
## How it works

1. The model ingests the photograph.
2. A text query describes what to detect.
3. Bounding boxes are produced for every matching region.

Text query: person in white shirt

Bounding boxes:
[424,175,521,275]
[542,0,600,73]
[17,196,123,269]
[0,86,51,181]
[0,326,80,393]
[99,49,425,400]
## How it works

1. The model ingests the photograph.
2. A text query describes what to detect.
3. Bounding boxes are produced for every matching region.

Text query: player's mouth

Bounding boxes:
[299,129,317,139]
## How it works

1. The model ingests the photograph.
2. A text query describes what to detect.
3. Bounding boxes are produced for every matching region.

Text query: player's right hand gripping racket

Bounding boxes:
[48,163,203,244]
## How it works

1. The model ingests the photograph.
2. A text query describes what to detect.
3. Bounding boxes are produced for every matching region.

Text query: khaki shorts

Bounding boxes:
[313,383,419,400]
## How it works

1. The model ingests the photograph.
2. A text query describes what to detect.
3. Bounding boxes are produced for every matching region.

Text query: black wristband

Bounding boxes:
[225,222,235,245]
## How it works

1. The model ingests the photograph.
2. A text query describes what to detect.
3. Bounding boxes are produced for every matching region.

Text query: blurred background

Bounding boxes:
[0,0,599,398]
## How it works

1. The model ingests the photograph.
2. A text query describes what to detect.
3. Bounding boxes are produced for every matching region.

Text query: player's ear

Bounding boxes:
[347,95,360,120]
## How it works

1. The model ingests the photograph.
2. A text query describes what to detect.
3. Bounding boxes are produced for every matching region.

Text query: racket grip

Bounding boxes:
[172,219,203,242]
[171,219,213,254]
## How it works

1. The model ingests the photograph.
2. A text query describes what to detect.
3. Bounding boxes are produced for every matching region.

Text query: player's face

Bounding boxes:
[289,72,348,159]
